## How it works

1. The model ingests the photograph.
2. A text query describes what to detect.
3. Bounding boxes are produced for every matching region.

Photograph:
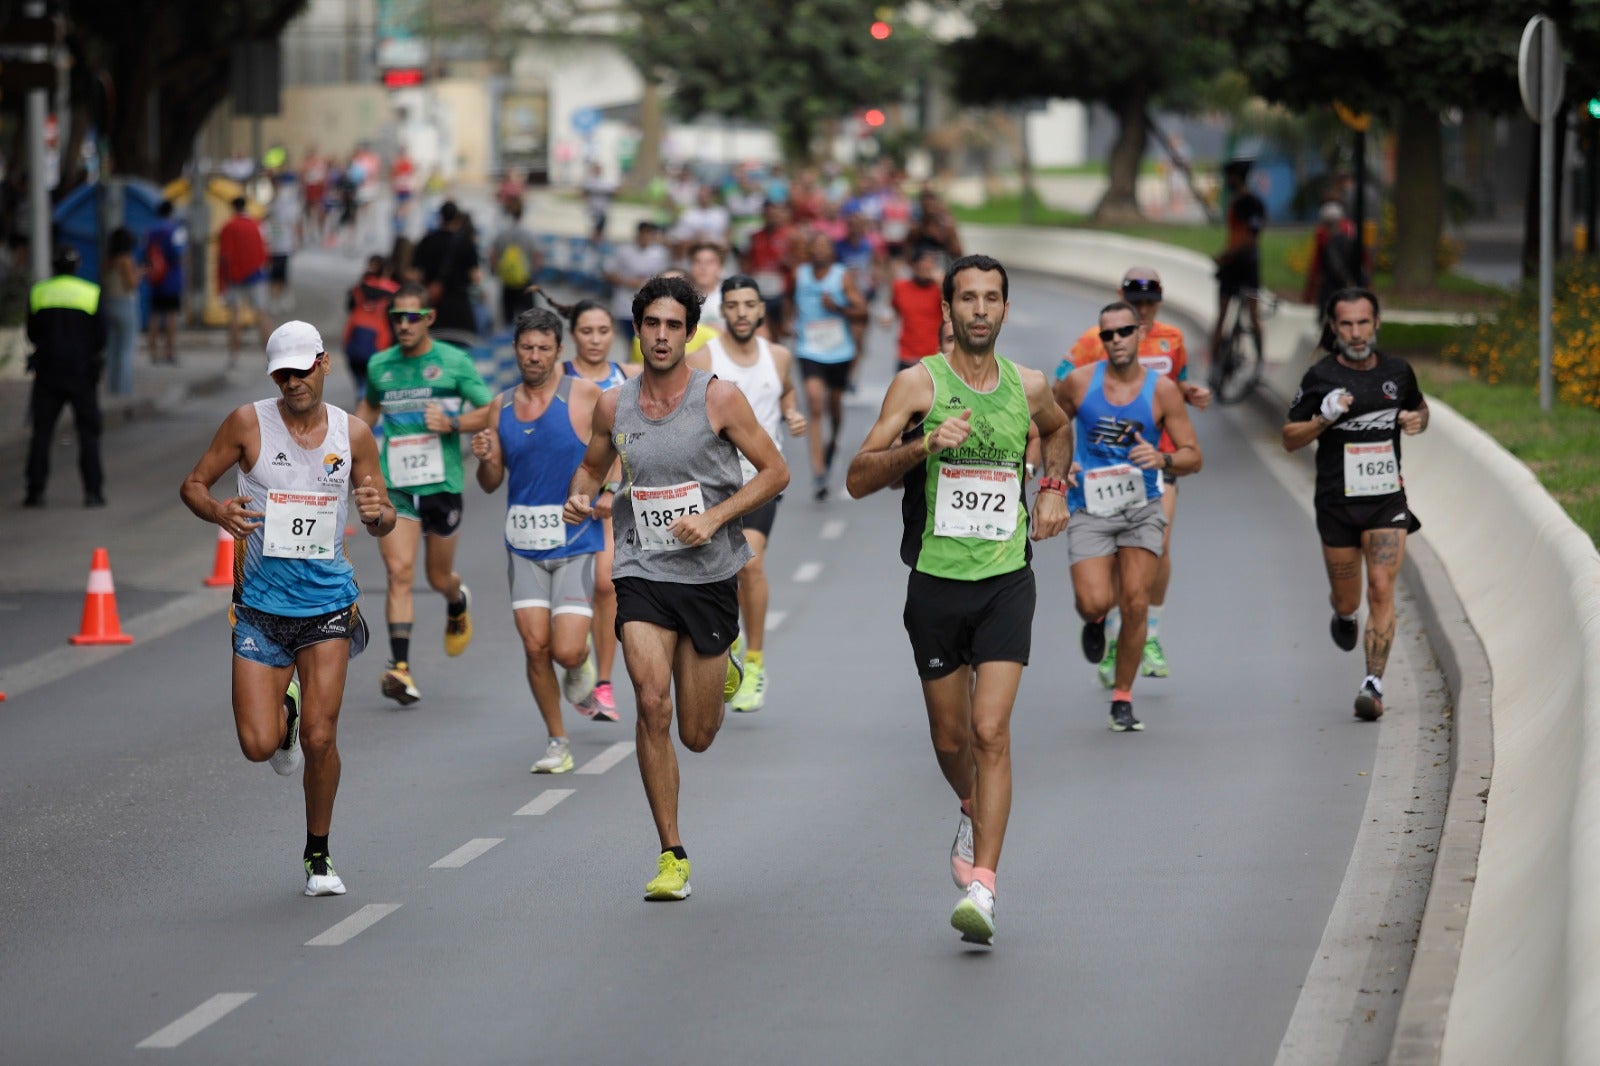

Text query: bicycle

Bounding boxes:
[1208,287,1280,405]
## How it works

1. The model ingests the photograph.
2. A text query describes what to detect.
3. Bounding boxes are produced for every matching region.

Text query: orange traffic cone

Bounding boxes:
[69,547,135,646]
[204,526,237,588]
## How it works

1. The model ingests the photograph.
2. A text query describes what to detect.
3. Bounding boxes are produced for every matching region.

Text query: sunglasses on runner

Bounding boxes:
[1098,324,1139,342]
[1121,278,1163,299]
[389,309,432,324]
[271,354,325,385]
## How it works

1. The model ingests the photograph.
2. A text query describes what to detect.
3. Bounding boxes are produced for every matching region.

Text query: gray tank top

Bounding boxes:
[611,368,752,583]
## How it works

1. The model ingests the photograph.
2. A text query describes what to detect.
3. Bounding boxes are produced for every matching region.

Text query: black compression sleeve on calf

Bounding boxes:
[389,624,412,666]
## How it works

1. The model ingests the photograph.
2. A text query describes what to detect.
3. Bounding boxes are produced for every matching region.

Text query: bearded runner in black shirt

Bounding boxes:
[1283,288,1428,721]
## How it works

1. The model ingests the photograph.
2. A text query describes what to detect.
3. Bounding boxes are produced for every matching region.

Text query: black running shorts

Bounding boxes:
[1315,493,1422,548]
[614,575,740,656]
[903,566,1035,680]
[742,496,780,538]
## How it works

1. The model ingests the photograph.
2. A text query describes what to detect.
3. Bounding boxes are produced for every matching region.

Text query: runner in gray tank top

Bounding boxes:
[564,274,788,902]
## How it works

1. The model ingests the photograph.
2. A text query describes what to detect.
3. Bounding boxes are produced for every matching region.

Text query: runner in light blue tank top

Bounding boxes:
[1068,361,1163,515]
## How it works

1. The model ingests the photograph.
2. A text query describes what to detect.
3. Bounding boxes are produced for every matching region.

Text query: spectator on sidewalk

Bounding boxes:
[102,227,142,397]
[489,197,542,327]
[23,247,107,508]
[145,199,185,365]
[219,196,273,369]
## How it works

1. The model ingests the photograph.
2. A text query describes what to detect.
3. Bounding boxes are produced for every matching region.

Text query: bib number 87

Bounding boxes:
[292,518,317,536]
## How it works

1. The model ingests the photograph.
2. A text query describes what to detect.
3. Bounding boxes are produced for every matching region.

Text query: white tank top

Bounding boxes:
[236,400,356,615]
[707,336,783,448]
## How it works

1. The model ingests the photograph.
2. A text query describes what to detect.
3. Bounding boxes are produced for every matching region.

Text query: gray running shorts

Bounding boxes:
[1067,499,1167,565]
[507,551,597,616]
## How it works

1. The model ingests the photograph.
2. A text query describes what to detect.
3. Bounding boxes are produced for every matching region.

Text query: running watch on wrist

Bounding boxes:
[1037,476,1068,496]
[1162,453,1173,472]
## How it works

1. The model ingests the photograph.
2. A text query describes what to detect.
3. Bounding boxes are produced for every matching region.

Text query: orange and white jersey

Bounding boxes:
[1064,320,1188,381]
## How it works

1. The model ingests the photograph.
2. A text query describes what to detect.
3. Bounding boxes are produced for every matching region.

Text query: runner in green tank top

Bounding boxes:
[352,284,495,706]
[847,254,1074,948]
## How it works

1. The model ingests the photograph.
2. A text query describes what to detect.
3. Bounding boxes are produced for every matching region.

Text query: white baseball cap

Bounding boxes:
[266,321,325,374]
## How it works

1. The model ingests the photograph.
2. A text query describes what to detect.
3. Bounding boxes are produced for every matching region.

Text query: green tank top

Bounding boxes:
[902,354,1031,580]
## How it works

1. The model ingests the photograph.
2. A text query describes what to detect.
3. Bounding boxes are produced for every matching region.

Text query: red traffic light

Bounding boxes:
[864,109,886,128]
[382,68,425,88]
[870,20,892,39]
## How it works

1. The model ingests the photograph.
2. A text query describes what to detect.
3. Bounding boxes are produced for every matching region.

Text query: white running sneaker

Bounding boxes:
[531,736,574,774]
[304,853,346,897]
[270,679,304,777]
[950,880,996,945]
[950,811,975,889]
[562,646,598,709]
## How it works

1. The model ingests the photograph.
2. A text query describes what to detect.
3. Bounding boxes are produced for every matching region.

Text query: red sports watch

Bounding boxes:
[1037,476,1068,497]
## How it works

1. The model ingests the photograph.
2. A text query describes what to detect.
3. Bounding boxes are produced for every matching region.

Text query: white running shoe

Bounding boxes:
[950,880,996,945]
[531,737,574,774]
[950,811,975,889]
[270,679,304,777]
[304,854,346,897]
[562,647,598,708]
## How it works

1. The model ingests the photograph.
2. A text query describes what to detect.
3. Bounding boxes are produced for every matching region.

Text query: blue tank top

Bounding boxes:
[1068,362,1164,514]
[563,360,629,391]
[497,377,605,560]
[792,262,853,364]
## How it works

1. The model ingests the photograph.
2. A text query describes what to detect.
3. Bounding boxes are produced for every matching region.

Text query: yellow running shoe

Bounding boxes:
[644,851,691,901]
[729,661,765,713]
[381,662,421,705]
[723,632,745,703]
[444,584,473,657]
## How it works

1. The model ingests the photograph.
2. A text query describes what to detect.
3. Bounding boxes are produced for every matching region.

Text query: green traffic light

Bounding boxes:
[1589,97,1600,120]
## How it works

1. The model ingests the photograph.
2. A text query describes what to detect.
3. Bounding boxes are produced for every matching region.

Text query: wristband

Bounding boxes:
[602,480,621,494]
[923,433,935,455]
[1037,476,1067,496]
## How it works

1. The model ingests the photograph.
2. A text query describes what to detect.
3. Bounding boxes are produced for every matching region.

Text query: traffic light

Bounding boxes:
[1588,95,1600,120]
[864,109,886,128]
[870,20,892,39]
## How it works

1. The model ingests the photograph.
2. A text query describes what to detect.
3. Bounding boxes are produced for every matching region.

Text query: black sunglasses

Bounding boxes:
[1098,324,1139,342]
[1121,278,1163,297]
[271,355,325,384]
[389,309,432,324]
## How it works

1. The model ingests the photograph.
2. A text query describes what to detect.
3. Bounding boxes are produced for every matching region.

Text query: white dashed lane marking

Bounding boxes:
[792,562,824,583]
[305,903,403,946]
[430,839,504,870]
[766,610,788,633]
[136,993,256,1049]
[516,789,575,816]
[576,741,636,775]
[820,520,847,540]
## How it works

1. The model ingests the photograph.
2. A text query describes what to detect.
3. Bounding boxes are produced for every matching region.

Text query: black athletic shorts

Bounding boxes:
[743,496,780,538]
[799,357,852,392]
[903,566,1035,680]
[1315,493,1422,548]
[1216,251,1261,298]
[150,292,181,314]
[392,490,464,538]
[614,575,740,656]
[231,602,369,668]
[269,254,290,285]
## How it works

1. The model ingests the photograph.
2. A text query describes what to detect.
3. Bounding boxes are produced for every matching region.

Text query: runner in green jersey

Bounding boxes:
[847,254,1073,948]
[354,283,495,705]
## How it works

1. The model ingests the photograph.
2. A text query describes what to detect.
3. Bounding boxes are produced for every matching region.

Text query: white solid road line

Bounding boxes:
[792,561,824,583]
[305,903,403,946]
[515,789,575,816]
[766,610,788,633]
[819,519,847,540]
[576,741,636,775]
[135,992,256,1049]
[430,838,504,870]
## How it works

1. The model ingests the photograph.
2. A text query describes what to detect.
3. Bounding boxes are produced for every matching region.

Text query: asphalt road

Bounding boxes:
[0,253,1448,1065]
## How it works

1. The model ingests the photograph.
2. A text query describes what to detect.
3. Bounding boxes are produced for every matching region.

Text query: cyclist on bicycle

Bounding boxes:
[1058,268,1209,683]
[1210,159,1267,363]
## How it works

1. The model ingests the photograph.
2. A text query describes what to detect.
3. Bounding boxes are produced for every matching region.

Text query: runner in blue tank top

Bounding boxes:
[1055,301,1202,734]
[181,321,396,898]
[474,308,615,775]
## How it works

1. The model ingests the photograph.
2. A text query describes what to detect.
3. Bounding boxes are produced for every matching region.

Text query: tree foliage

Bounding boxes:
[946,0,1230,221]
[10,0,311,183]
[618,0,930,163]
[1214,0,1526,289]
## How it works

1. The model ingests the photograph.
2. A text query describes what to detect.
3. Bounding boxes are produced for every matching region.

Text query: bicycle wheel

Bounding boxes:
[1213,316,1262,405]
